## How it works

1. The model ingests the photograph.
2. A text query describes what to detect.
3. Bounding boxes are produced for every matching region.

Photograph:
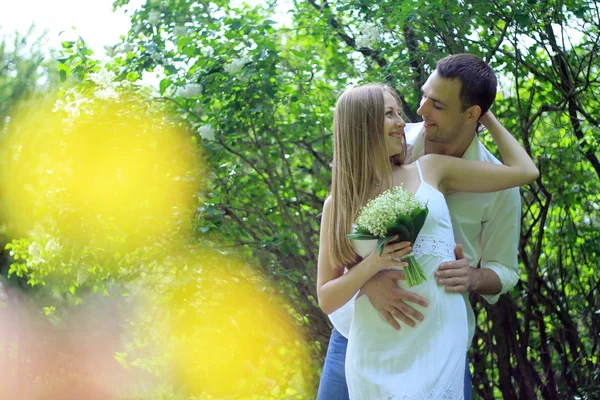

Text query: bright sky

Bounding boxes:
[1,0,143,56]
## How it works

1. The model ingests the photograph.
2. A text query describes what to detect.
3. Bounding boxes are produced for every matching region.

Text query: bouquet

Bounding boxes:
[347,186,429,287]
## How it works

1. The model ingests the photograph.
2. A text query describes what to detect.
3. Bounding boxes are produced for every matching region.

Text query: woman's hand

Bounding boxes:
[364,238,411,274]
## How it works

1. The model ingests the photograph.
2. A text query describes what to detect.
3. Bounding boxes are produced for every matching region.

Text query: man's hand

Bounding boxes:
[435,244,472,293]
[361,269,428,330]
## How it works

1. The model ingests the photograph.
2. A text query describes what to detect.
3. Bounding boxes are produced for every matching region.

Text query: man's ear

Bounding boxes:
[465,105,481,123]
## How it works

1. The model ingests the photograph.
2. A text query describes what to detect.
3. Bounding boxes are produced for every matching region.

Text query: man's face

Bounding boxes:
[417,70,470,144]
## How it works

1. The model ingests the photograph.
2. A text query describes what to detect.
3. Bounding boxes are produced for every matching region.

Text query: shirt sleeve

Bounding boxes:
[479,186,521,304]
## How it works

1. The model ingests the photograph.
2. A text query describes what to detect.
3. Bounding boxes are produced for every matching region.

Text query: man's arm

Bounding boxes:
[435,188,521,299]
[477,187,521,302]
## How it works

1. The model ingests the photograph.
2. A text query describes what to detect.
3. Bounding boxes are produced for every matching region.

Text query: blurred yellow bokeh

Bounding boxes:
[152,250,314,398]
[0,92,202,251]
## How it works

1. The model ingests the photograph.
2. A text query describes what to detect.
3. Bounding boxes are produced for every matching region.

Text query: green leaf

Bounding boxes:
[386,214,412,240]
[59,69,67,82]
[159,78,172,95]
[411,207,429,235]
[126,71,139,82]
[514,11,531,27]
[346,233,377,240]
[377,234,397,256]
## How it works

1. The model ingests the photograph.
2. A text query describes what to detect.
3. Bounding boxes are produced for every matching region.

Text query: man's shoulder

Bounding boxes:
[473,140,520,201]
[405,122,423,145]
[474,139,502,165]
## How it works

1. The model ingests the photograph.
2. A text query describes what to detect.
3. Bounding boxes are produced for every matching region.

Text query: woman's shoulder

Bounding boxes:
[391,161,417,177]
[322,195,334,215]
[414,154,454,171]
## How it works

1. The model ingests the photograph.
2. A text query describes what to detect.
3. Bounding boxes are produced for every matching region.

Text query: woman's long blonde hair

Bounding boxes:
[328,84,407,269]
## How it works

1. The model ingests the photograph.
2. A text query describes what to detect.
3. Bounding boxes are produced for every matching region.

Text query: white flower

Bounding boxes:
[104,45,116,57]
[148,10,161,26]
[89,68,120,100]
[201,46,215,58]
[174,25,188,36]
[45,238,61,254]
[198,124,215,140]
[54,89,93,121]
[89,68,116,87]
[53,99,65,113]
[355,35,372,48]
[175,83,202,98]
[355,186,426,237]
[355,21,380,48]
[151,53,163,63]
[27,242,45,265]
[223,55,251,74]
[115,44,134,54]
[95,87,119,100]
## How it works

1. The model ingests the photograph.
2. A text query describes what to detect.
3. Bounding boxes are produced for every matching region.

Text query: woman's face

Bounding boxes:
[382,91,406,157]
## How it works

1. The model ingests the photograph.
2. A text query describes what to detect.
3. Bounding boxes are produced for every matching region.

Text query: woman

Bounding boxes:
[317,83,538,399]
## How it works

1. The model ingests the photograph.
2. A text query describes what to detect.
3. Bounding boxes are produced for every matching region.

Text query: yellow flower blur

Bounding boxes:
[0,93,202,252]
[154,250,314,398]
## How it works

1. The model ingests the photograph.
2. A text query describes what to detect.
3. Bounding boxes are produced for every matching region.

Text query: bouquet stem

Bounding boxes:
[402,253,427,287]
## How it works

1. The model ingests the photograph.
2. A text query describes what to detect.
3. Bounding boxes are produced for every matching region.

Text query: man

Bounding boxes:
[317,53,521,400]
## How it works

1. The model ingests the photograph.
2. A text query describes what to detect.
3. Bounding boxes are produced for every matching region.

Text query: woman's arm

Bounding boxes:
[422,112,539,193]
[317,197,409,315]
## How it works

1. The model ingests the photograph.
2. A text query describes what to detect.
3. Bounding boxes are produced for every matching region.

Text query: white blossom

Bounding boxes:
[223,55,251,74]
[95,87,119,100]
[27,242,45,265]
[89,68,116,87]
[198,124,215,140]
[115,44,134,54]
[104,45,116,57]
[174,25,188,36]
[201,46,215,58]
[45,238,61,254]
[148,10,162,26]
[151,53,163,63]
[89,68,121,100]
[175,83,203,98]
[53,90,92,120]
[53,99,65,113]
[355,185,426,238]
[355,21,381,48]
[355,35,372,48]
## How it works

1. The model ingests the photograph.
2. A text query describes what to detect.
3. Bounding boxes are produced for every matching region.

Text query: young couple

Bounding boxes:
[316,54,535,399]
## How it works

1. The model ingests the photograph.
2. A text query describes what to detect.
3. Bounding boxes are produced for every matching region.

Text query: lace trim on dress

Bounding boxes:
[412,234,455,259]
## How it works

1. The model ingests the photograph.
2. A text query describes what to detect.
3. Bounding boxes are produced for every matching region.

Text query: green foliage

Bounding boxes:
[0,26,46,126]
[108,0,600,398]
[2,0,600,398]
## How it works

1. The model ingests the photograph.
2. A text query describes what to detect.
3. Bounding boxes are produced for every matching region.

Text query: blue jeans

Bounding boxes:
[317,328,350,400]
[317,328,473,400]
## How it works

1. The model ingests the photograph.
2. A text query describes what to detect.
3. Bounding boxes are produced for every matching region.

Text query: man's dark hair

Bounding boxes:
[436,53,497,117]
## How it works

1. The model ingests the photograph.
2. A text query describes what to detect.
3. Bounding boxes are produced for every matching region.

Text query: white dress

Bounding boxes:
[346,160,467,400]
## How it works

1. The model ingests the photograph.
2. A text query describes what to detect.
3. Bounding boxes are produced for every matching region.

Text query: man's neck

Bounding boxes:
[423,130,476,158]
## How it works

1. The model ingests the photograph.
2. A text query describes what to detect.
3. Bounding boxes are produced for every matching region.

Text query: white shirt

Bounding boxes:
[328,122,521,348]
